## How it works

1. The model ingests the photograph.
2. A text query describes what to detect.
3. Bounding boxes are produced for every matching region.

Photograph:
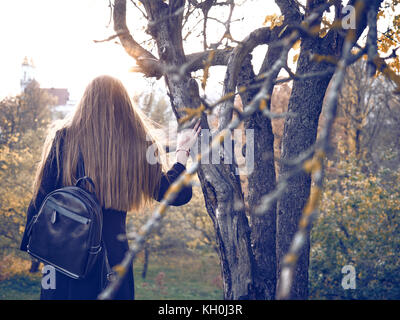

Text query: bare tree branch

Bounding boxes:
[218,27,274,130]
[274,0,302,24]
[114,0,162,78]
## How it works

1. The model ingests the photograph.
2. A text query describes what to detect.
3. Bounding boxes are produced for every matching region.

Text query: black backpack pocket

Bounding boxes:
[27,185,103,280]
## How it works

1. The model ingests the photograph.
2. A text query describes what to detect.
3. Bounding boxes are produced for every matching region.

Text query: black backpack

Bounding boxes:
[26,154,112,282]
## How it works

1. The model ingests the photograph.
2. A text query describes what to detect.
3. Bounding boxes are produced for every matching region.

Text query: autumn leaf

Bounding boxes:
[292,39,301,51]
[263,13,284,30]
[293,53,300,64]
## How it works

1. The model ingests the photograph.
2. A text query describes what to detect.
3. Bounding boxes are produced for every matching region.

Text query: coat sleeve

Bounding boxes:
[20,131,64,252]
[154,162,192,206]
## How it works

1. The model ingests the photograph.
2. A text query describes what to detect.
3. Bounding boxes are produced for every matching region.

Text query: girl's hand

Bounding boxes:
[175,119,201,166]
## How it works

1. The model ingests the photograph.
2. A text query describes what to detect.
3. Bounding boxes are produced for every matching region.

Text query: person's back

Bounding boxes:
[20,75,200,300]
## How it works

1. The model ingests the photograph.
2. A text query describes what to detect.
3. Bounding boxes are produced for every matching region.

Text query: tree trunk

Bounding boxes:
[238,53,278,299]
[141,245,150,279]
[141,0,257,299]
[29,259,40,273]
[276,0,374,298]
[276,30,337,300]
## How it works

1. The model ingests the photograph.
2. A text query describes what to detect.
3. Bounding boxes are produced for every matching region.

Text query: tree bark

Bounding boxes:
[277,42,333,300]
[29,259,40,273]
[141,245,150,279]
[139,0,257,299]
[237,50,279,299]
[276,0,341,299]
[276,0,377,299]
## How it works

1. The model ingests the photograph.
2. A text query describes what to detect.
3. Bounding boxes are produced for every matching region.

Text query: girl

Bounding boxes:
[20,75,200,300]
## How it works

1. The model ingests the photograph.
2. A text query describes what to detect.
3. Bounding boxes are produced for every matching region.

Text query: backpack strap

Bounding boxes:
[100,240,117,290]
[76,148,95,192]
[77,147,116,288]
[76,176,96,191]
[77,147,85,179]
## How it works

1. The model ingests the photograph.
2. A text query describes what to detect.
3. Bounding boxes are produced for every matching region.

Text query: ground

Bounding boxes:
[0,251,223,300]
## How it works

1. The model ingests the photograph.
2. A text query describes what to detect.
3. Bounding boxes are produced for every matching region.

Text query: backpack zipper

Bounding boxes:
[46,199,90,225]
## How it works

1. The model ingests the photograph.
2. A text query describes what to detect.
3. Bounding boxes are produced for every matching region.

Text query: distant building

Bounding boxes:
[20,56,35,92]
[20,56,75,118]
[42,87,70,106]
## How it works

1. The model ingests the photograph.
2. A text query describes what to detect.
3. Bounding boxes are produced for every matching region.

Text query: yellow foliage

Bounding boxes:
[0,87,53,253]
[292,53,299,64]
[292,39,301,51]
[112,264,127,277]
[178,104,205,124]
[202,50,215,90]
[303,187,322,217]
[259,99,267,111]
[263,14,284,30]
[0,255,32,280]
[310,150,400,299]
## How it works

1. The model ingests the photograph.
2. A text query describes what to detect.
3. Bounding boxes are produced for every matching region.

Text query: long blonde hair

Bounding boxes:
[33,75,164,212]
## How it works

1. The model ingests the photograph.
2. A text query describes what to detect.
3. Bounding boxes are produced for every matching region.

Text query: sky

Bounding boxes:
[0,0,142,100]
[0,0,276,103]
[1,1,396,104]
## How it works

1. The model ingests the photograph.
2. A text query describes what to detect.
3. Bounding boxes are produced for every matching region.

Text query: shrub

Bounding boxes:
[310,155,400,299]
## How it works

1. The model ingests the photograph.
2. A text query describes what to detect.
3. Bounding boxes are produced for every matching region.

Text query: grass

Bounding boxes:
[0,273,42,300]
[0,250,223,300]
[134,251,223,300]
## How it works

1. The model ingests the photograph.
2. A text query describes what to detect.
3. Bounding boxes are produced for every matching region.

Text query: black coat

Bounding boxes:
[20,129,192,300]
